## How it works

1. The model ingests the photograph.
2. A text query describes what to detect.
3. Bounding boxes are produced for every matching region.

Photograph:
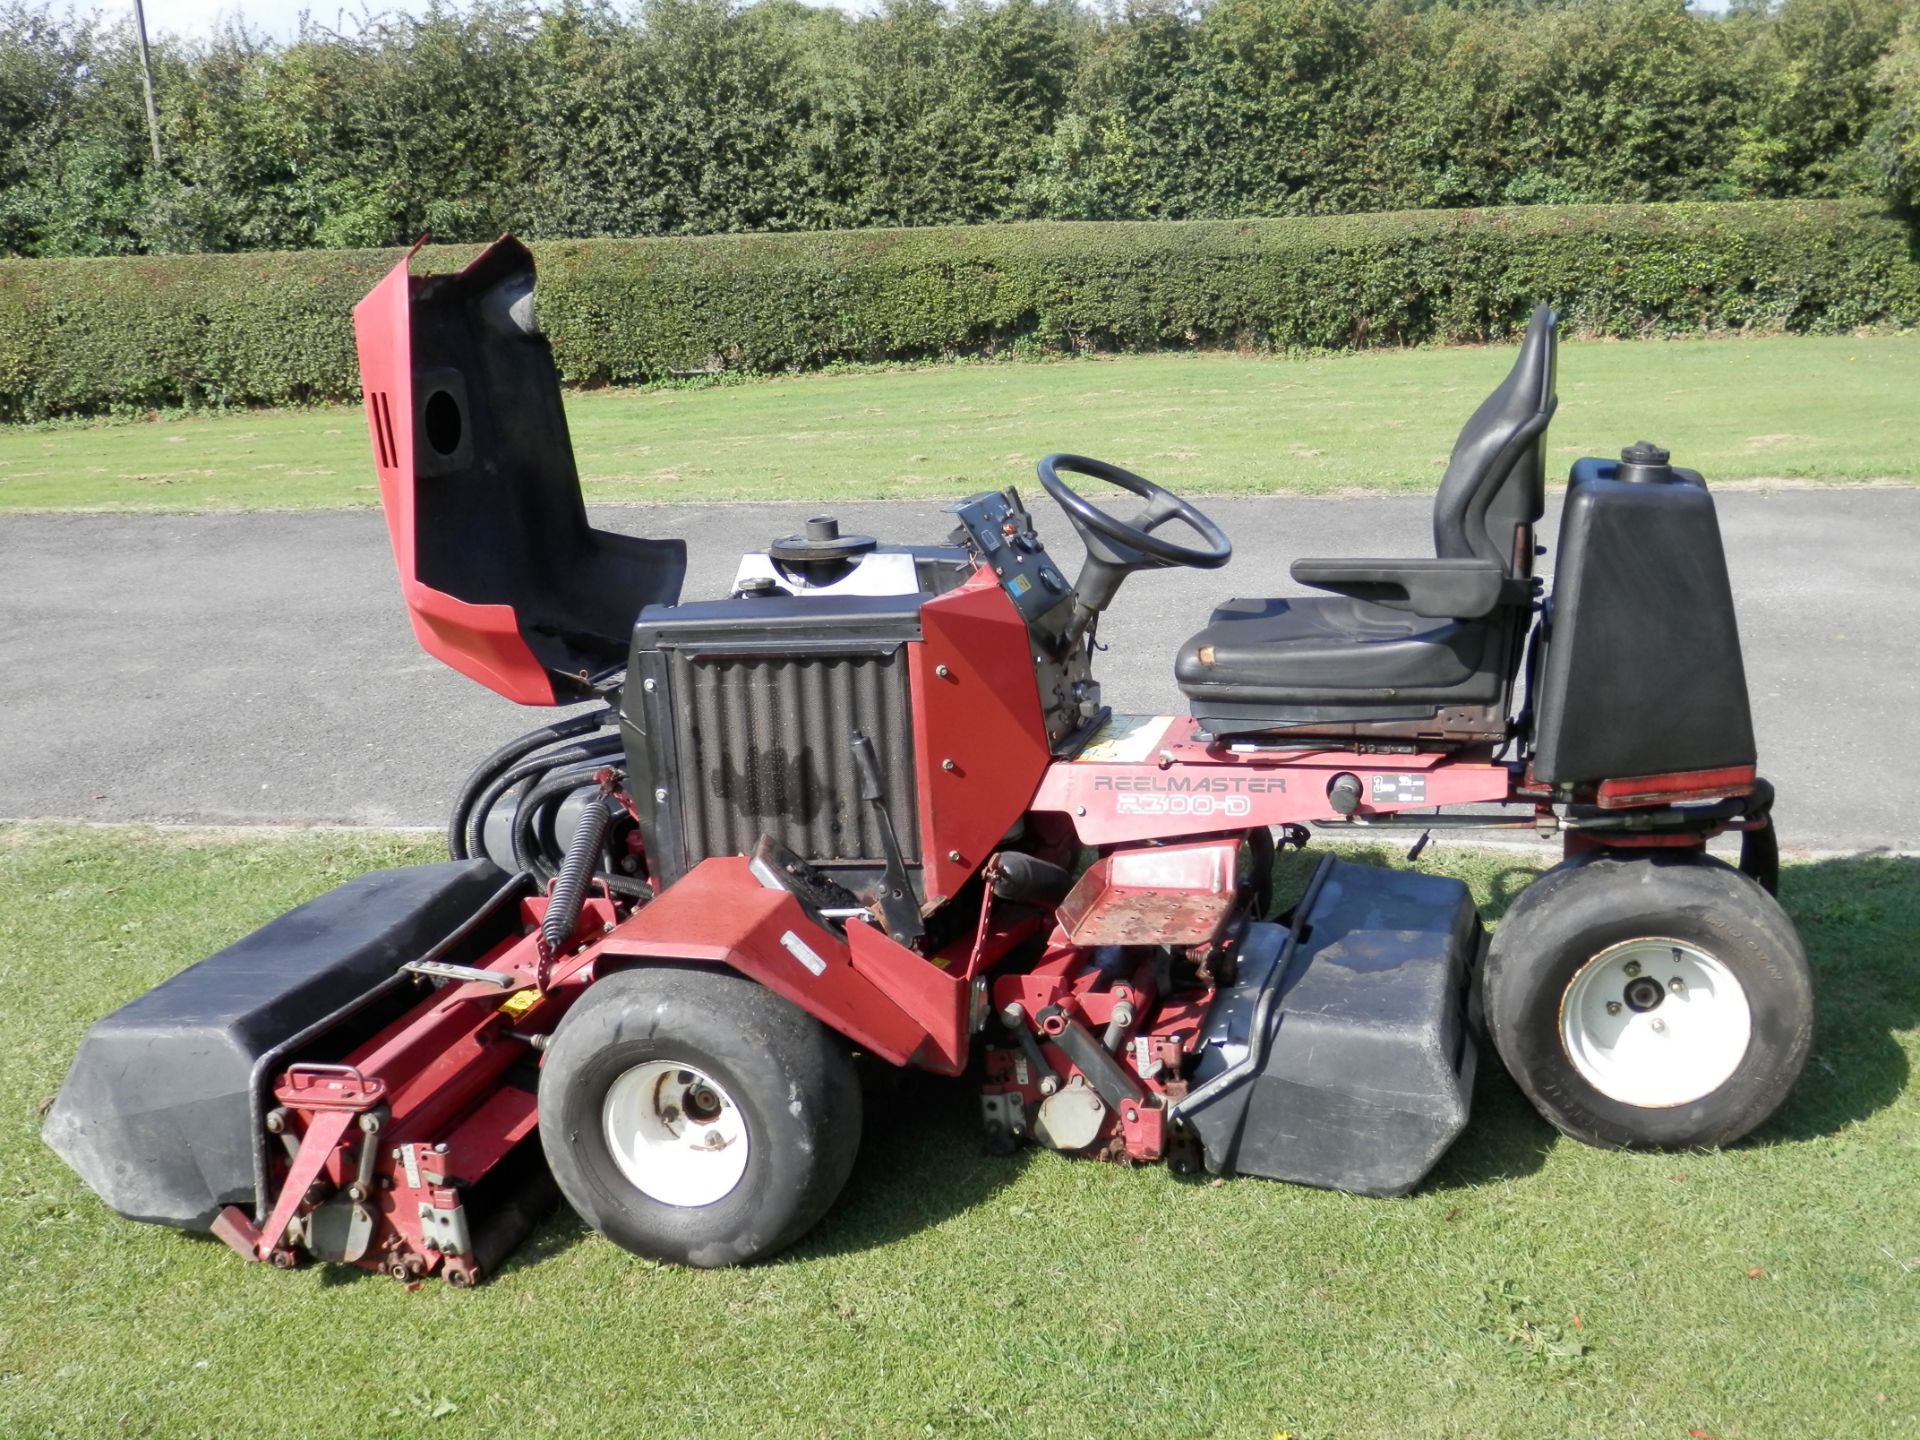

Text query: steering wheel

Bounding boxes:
[1036,454,1232,571]
[1036,454,1231,623]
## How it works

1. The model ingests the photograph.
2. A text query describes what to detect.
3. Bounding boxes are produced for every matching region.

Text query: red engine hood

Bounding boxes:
[353,238,685,705]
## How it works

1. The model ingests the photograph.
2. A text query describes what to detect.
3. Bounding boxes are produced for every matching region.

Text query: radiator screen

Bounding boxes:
[666,647,920,868]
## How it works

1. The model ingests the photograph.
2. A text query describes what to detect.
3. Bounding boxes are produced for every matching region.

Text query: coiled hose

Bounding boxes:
[540,794,617,960]
[446,705,615,861]
[464,735,623,862]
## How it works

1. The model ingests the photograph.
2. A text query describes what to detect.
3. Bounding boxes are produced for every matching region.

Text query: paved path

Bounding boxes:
[4,490,1915,852]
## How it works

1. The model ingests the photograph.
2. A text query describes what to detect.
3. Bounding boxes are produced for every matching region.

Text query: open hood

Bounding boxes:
[353,238,686,705]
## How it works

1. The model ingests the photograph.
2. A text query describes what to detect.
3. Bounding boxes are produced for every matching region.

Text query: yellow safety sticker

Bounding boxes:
[1072,714,1173,764]
[499,988,542,1018]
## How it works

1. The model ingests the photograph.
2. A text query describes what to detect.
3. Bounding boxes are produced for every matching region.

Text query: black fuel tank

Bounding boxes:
[1530,445,1755,785]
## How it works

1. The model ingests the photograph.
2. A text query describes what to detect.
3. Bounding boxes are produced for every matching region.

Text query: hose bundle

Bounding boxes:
[447,707,662,915]
[446,705,617,866]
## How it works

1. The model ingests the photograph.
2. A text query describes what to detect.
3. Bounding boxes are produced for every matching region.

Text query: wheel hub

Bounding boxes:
[1559,938,1753,1108]
[602,1061,750,1208]
[1622,975,1666,1013]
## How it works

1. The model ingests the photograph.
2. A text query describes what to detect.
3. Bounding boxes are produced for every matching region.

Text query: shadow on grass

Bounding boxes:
[218,854,1920,1281]
[794,1063,1033,1262]
[1755,853,1918,1145]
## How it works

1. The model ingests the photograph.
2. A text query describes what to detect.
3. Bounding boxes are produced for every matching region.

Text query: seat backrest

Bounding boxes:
[1431,305,1557,574]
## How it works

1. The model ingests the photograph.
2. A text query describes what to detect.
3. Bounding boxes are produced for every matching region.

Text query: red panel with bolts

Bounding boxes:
[596,856,936,1066]
[909,572,1055,907]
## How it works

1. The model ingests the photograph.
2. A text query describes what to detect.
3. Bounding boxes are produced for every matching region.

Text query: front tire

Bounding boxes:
[538,966,862,1267]
[1484,850,1812,1150]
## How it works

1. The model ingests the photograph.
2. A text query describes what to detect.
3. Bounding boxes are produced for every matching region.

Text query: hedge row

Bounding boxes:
[2,200,1915,421]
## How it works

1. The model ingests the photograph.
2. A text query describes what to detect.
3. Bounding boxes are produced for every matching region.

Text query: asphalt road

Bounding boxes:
[4,489,1915,852]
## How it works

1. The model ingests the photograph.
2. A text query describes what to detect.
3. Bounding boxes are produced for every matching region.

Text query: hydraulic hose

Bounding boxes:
[540,795,617,960]
[509,764,632,882]
[446,705,614,860]
[461,733,623,861]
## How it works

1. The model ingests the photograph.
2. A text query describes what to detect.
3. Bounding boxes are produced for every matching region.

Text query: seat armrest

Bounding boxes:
[1288,557,1518,619]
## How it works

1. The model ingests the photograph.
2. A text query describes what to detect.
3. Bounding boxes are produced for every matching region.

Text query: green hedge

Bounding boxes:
[1,200,1914,421]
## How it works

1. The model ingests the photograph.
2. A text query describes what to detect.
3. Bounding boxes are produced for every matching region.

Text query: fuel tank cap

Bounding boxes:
[767,515,878,563]
[1617,440,1674,483]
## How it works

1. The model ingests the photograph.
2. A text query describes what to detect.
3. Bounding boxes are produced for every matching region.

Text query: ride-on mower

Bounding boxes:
[47,240,1813,1284]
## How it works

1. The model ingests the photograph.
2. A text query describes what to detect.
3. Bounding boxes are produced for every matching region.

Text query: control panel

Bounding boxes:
[946,488,1074,624]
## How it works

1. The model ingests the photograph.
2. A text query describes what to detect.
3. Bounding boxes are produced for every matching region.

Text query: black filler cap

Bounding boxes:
[1617,440,1673,483]
[767,515,878,585]
[768,515,878,564]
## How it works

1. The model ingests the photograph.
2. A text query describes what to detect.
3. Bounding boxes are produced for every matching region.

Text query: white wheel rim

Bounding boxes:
[602,1061,750,1208]
[1559,937,1752,1108]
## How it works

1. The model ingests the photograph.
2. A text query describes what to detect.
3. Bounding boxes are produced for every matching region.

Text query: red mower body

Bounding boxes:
[43,240,1805,1286]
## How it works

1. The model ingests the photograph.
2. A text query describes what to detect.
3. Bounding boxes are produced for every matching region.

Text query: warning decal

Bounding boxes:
[1073,714,1174,764]
[1371,774,1427,805]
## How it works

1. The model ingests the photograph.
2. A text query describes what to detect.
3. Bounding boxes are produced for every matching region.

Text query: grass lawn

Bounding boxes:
[1,825,1915,1439]
[0,332,1914,512]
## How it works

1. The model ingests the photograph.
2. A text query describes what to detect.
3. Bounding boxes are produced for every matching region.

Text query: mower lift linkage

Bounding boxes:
[211,888,617,1286]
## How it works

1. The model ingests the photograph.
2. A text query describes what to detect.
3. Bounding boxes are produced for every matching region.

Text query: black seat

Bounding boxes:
[1177,305,1557,743]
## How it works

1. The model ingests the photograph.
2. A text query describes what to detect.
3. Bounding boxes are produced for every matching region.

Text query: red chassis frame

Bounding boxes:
[217,560,1759,1283]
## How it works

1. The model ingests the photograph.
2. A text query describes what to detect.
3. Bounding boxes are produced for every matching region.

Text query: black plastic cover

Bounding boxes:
[405,241,687,698]
[43,861,509,1230]
[1181,857,1481,1197]
[1530,456,1755,784]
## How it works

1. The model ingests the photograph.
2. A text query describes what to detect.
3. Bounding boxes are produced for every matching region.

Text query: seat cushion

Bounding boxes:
[1176,595,1501,704]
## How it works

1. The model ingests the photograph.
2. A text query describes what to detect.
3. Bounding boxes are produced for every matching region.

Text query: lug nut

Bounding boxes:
[1606,1001,1622,1015]
[1669,976,1686,992]
[1624,960,1642,977]
[1651,1018,1667,1033]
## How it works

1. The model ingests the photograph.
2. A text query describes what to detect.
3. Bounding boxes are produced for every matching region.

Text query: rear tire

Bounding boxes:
[538,966,861,1267]
[1484,850,1811,1150]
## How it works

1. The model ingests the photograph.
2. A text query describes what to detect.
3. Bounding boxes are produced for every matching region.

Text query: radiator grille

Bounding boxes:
[668,647,919,867]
